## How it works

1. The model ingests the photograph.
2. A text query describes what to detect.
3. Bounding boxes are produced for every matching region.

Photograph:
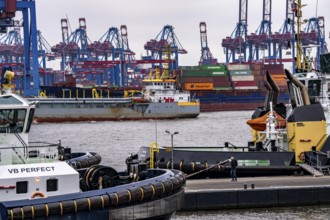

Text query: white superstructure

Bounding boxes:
[0,73,80,202]
[142,78,192,103]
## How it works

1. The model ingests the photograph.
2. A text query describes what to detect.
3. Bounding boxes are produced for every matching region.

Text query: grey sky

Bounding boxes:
[35,0,329,67]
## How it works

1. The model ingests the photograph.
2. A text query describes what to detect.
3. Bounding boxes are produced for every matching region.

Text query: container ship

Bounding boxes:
[177,63,290,112]
[39,63,289,113]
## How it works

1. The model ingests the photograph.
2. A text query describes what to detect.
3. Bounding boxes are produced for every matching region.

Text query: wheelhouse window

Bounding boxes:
[0,109,26,133]
[16,181,28,194]
[47,179,58,192]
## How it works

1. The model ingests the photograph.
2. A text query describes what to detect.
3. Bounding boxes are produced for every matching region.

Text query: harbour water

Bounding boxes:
[29,111,330,219]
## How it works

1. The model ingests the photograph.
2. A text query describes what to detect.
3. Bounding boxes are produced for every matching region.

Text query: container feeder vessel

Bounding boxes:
[27,71,200,123]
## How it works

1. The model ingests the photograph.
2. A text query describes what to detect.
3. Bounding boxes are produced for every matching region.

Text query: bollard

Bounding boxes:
[251,184,255,189]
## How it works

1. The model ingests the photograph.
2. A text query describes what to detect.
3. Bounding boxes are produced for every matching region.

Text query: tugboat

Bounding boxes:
[0,67,185,219]
[134,69,329,178]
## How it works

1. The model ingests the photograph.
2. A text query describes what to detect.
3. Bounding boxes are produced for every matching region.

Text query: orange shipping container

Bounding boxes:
[264,74,286,81]
[185,83,213,90]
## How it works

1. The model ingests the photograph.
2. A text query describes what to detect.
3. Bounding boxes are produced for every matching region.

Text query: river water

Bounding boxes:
[29,111,330,219]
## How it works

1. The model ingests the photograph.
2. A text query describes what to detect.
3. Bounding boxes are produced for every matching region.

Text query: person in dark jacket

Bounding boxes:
[229,157,238,181]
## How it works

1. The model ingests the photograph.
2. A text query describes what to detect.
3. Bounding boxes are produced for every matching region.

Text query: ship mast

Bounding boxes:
[294,0,309,72]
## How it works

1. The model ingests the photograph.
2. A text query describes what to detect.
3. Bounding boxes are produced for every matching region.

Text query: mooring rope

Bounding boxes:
[185,159,230,179]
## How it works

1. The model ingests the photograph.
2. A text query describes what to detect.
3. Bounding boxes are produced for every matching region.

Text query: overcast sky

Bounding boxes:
[34,0,329,68]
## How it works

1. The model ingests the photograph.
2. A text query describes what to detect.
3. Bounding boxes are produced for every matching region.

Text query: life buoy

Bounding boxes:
[298,152,305,161]
[31,192,45,199]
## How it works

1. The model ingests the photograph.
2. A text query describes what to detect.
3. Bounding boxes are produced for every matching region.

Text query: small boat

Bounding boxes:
[0,67,185,219]
[27,70,200,123]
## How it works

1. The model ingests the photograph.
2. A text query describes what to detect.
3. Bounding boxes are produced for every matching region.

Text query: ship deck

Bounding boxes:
[185,175,330,190]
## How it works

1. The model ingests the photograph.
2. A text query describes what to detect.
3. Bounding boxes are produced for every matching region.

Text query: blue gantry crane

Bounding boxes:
[0,0,39,95]
[271,0,295,67]
[37,30,57,86]
[246,0,272,62]
[0,25,23,63]
[221,0,248,63]
[144,25,187,70]
[51,18,91,73]
[199,22,217,65]
[301,16,327,70]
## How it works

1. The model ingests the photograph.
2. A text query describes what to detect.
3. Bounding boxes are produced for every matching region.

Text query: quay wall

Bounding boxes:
[183,185,330,211]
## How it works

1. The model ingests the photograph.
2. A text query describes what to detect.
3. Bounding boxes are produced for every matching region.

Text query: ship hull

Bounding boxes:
[0,170,185,220]
[27,98,200,122]
[194,90,289,112]
[137,146,298,179]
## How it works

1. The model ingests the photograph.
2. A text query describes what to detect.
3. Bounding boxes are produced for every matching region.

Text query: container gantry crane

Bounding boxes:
[221,0,248,63]
[271,0,295,67]
[199,22,217,65]
[51,18,91,73]
[92,27,125,86]
[120,25,135,62]
[0,25,23,64]
[301,16,327,70]
[0,0,39,96]
[246,0,272,62]
[144,25,187,70]
[37,30,58,86]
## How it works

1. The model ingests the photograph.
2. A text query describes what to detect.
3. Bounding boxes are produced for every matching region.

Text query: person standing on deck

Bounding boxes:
[229,157,238,181]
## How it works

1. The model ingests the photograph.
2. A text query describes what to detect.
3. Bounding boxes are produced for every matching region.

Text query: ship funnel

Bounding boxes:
[285,69,310,107]
[264,71,279,109]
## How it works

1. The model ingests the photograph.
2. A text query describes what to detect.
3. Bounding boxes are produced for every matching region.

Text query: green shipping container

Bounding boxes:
[183,70,214,77]
[212,71,228,76]
[201,64,226,71]
[213,87,233,90]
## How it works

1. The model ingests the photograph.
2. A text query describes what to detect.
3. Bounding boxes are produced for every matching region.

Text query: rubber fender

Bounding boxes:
[33,204,48,217]
[89,195,109,209]
[112,190,131,205]
[194,163,207,171]
[61,200,76,215]
[180,163,195,174]
[109,193,120,207]
[169,177,181,191]
[139,185,156,200]
[175,173,186,186]
[47,202,63,216]
[151,182,166,198]
[128,187,144,203]
[161,179,174,195]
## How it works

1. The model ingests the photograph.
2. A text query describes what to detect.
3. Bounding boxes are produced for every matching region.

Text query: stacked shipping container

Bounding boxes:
[179,64,230,91]
[227,64,258,90]
[177,63,289,112]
